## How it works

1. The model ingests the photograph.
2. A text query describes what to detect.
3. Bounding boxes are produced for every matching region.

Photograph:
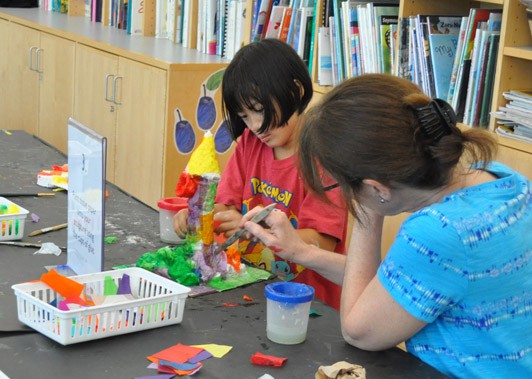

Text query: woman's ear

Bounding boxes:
[362,179,391,202]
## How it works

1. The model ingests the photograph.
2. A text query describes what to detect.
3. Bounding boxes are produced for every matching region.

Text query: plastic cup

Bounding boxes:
[264,282,315,345]
[157,197,188,244]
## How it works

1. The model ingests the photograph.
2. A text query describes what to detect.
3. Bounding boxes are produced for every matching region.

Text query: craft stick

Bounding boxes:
[1,193,56,197]
[28,222,68,237]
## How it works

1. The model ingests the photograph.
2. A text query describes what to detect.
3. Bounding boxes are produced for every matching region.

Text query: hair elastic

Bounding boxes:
[414,98,456,142]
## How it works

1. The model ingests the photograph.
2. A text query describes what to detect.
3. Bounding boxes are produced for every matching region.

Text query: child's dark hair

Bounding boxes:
[221,39,313,140]
[299,74,497,221]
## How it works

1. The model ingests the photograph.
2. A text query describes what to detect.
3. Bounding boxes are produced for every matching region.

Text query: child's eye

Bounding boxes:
[237,113,247,119]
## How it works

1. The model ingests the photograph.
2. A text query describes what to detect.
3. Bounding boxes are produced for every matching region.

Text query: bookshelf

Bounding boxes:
[309,0,531,253]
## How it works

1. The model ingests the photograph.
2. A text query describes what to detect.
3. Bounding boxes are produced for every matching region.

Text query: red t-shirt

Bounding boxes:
[216,129,348,309]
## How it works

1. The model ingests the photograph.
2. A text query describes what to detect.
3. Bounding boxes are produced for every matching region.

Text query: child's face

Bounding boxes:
[238,104,299,149]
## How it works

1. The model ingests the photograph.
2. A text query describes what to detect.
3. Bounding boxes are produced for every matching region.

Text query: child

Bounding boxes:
[242,74,532,378]
[175,39,348,309]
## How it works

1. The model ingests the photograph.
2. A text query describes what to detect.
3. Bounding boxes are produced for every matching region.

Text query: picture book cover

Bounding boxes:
[427,16,462,99]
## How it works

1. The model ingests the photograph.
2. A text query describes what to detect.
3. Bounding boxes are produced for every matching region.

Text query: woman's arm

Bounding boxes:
[340,210,426,350]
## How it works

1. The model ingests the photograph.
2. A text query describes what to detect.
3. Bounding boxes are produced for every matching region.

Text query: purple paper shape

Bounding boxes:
[133,375,175,379]
[30,213,40,222]
[117,274,131,295]
[158,360,201,371]
[188,350,213,363]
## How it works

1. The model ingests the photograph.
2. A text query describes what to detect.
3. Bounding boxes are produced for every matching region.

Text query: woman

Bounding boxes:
[242,74,531,378]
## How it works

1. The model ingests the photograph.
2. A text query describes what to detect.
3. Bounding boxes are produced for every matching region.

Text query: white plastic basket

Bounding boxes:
[11,267,191,345]
[0,197,29,241]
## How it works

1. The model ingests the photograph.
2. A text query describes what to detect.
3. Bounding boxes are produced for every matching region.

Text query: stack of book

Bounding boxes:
[492,90,532,144]
[394,8,501,128]
[317,1,399,86]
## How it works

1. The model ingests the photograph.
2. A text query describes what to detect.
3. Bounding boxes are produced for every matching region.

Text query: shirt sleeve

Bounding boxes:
[377,211,468,322]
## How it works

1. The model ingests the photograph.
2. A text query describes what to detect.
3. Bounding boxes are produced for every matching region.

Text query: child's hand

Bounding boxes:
[213,209,244,237]
[173,208,190,238]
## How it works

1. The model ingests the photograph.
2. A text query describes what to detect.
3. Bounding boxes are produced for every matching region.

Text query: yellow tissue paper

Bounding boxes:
[188,131,221,176]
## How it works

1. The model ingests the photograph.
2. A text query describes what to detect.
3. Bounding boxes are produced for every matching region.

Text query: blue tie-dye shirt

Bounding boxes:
[378,162,531,378]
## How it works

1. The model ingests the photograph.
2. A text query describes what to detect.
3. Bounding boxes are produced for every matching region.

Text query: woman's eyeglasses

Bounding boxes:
[323,183,339,192]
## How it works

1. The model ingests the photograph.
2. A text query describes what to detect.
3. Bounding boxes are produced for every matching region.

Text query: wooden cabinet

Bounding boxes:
[38,32,75,153]
[113,57,166,207]
[3,22,40,136]
[0,19,9,121]
[73,45,119,181]
[74,46,166,206]
[0,8,229,210]
[0,20,74,152]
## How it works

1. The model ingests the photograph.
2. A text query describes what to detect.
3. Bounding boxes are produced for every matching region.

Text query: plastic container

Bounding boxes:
[11,267,191,345]
[264,282,315,345]
[0,197,29,241]
[157,197,188,244]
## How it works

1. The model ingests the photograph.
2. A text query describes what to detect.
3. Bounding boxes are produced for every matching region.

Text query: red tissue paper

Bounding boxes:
[250,352,287,367]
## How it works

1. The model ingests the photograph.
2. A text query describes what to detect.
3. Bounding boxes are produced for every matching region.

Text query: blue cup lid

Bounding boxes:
[264,282,315,303]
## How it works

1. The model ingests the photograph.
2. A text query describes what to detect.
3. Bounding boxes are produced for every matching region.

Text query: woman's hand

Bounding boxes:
[173,208,189,238]
[242,206,306,262]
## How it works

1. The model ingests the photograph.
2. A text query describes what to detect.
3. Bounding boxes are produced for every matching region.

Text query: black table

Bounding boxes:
[0,131,448,378]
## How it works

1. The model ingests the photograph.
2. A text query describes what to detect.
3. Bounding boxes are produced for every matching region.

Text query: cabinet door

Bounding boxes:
[73,44,118,181]
[38,32,75,153]
[0,19,9,124]
[5,23,40,135]
[114,57,166,208]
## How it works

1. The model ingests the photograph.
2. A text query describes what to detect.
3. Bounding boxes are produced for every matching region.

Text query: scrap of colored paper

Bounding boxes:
[188,349,213,364]
[117,274,131,295]
[148,343,205,364]
[250,352,287,367]
[104,236,119,244]
[243,295,253,301]
[40,269,83,298]
[310,309,322,318]
[158,360,202,375]
[192,344,232,358]
[134,375,175,379]
[104,276,118,295]
[207,266,271,291]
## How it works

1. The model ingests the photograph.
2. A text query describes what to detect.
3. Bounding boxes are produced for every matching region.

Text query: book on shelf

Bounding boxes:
[426,15,461,100]
[278,6,293,42]
[478,33,500,127]
[462,21,488,125]
[394,16,410,79]
[373,3,398,75]
[317,26,333,86]
[265,4,286,38]
[328,15,339,85]
[252,0,273,41]
[449,8,500,113]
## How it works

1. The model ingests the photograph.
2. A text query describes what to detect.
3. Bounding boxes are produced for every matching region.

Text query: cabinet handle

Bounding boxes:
[28,46,38,71]
[113,76,122,105]
[105,74,115,102]
[35,48,43,74]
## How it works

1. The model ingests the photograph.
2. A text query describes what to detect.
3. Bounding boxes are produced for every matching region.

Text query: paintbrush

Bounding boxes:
[28,222,68,237]
[1,193,56,197]
[0,241,67,250]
